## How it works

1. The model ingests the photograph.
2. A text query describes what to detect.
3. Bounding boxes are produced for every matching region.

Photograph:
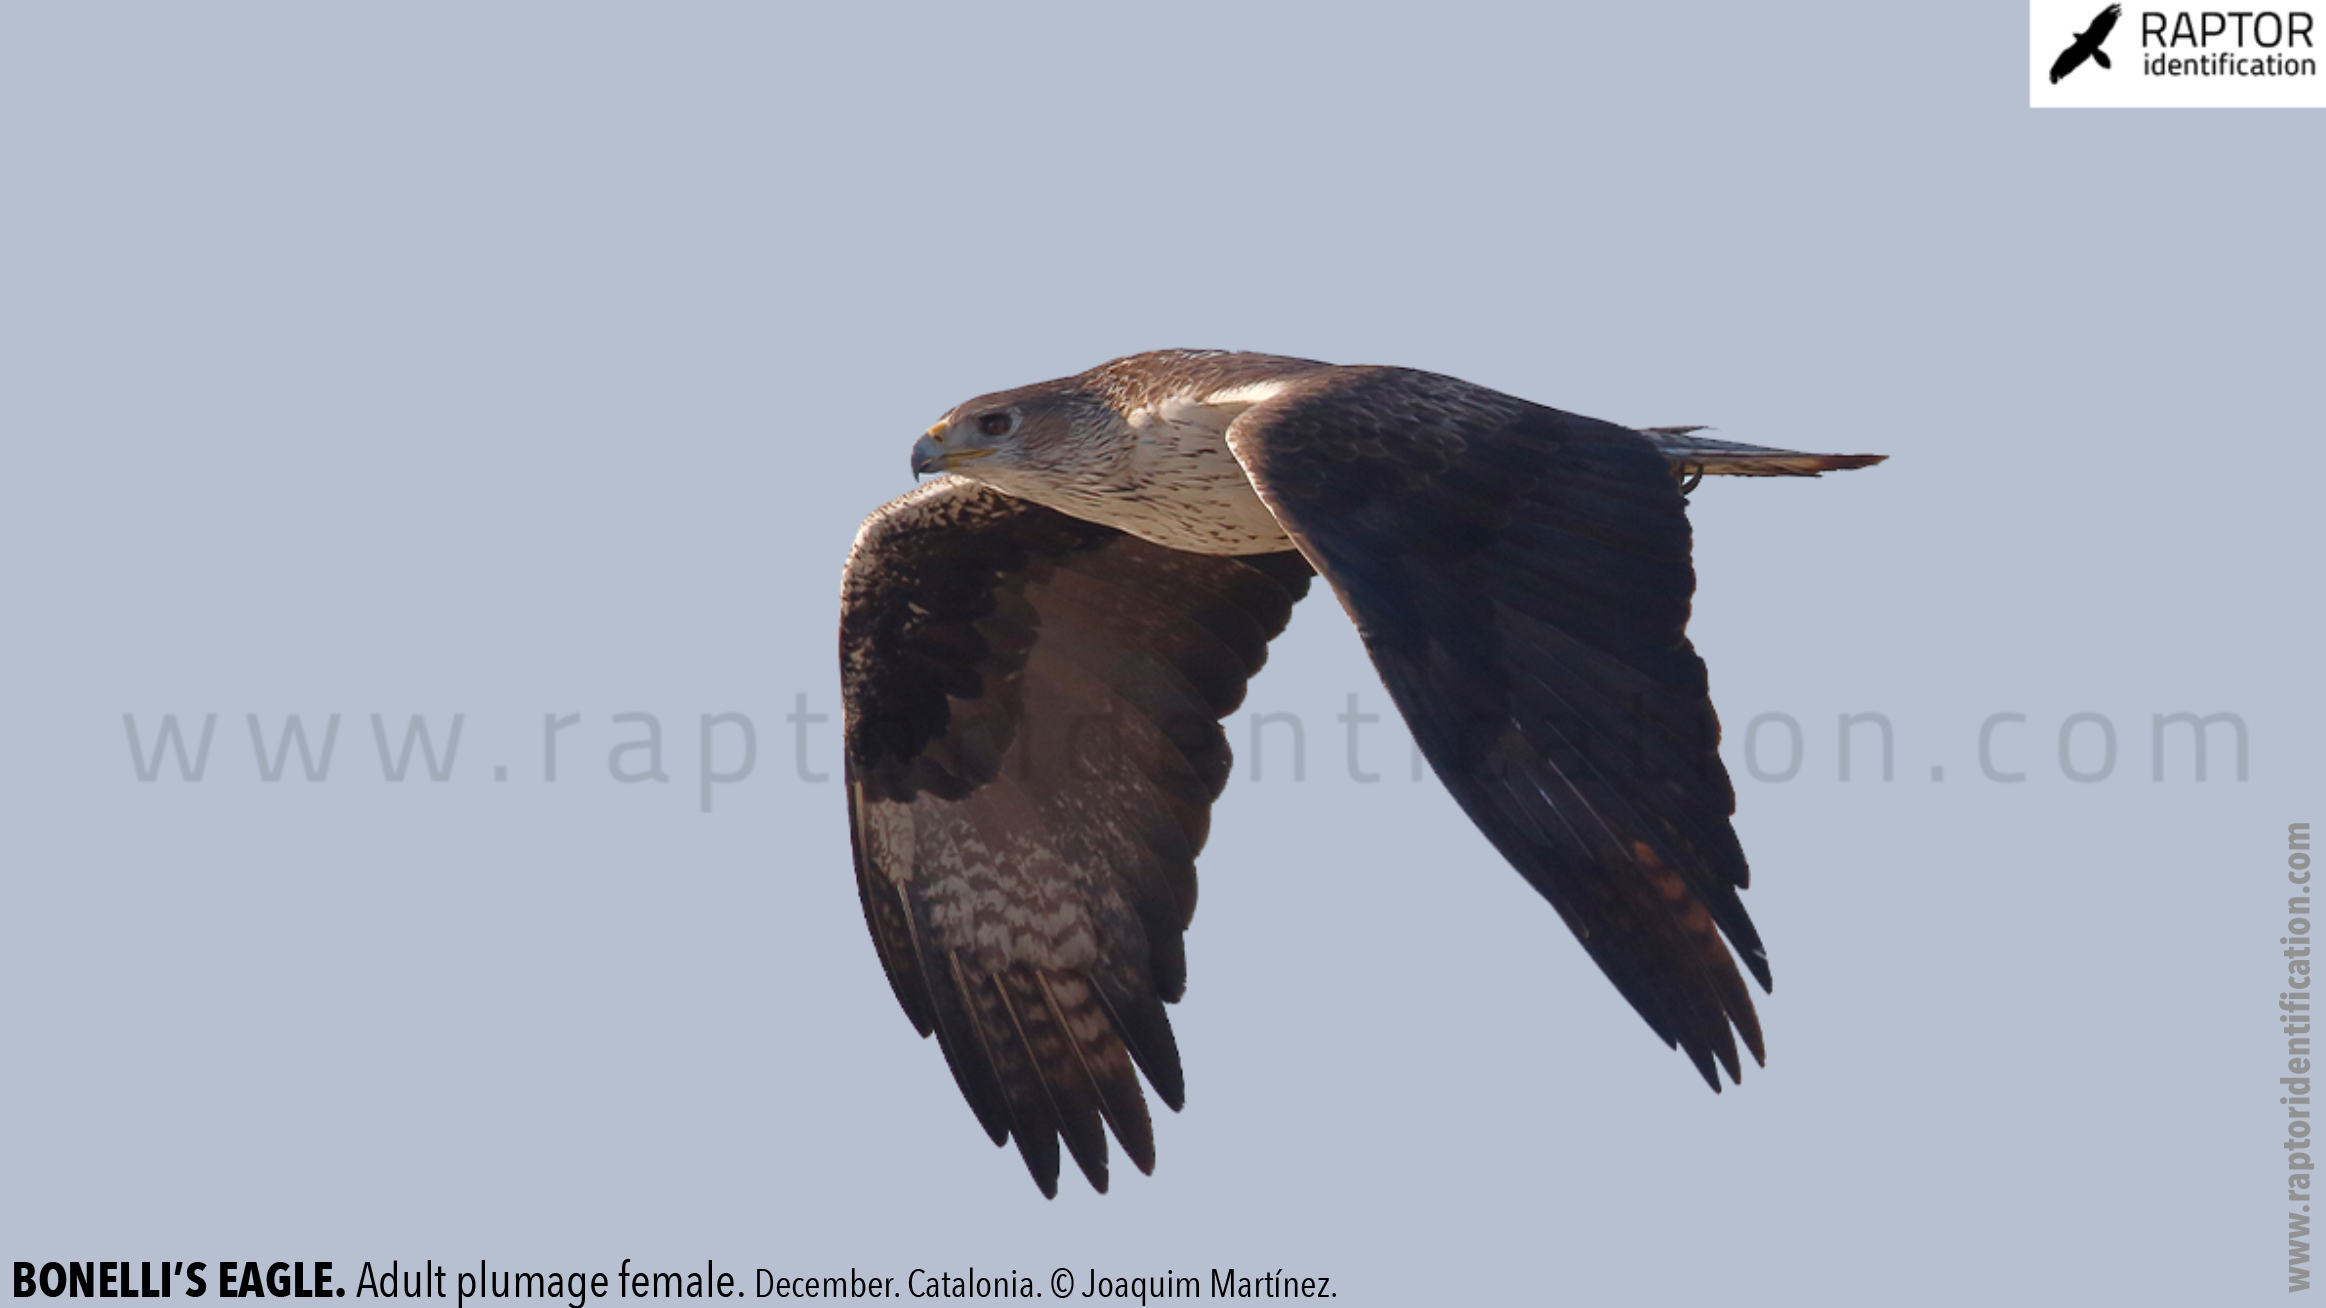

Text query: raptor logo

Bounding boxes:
[2051,3,2124,81]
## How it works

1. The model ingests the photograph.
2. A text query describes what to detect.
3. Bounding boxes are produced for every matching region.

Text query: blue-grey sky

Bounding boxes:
[4,4,2318,1304]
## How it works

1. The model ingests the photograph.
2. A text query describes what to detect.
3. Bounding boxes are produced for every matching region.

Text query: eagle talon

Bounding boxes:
[1678,464,1705,496]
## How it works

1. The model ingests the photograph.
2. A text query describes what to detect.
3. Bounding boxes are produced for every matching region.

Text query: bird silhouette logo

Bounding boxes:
[2051,4,2123,82]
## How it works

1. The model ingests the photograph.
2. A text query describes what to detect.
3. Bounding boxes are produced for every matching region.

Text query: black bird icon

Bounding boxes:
[2051,4,2122,83]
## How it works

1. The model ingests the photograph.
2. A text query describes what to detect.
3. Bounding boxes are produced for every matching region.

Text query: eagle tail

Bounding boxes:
[1640,428,1889,478]
[2093,49,2111,69]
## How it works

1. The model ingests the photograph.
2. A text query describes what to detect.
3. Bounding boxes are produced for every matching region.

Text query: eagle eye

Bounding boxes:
[978,411,1014,438]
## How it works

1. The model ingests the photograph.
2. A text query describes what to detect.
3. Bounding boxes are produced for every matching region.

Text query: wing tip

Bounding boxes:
[1679,1019,1765,1093]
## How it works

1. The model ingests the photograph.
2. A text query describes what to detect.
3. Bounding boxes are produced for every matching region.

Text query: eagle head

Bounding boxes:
[910,381,1126,489]
[900,351,1310,555]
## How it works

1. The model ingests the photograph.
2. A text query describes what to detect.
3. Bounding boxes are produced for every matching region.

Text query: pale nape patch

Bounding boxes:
[1189,378,1300,410]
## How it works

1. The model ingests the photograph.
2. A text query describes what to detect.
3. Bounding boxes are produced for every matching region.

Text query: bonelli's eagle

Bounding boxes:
[839,350,1883,1195]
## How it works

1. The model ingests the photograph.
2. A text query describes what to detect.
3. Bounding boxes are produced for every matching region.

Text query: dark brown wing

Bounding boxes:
[840,476,1310,1195]
[1227,367,1770,1090]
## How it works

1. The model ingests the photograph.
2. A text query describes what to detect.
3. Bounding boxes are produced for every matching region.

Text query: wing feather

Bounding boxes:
[954,952,1063,1191]
[841,477,1308,1193]
[1227,367,1774,1088]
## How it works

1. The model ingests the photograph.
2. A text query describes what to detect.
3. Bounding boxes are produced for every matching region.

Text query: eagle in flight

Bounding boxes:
[839,351,1883,1195]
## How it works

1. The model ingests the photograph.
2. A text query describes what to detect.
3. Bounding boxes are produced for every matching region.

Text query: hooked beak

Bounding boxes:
[910,434,945,478]
[910,424,995,479]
